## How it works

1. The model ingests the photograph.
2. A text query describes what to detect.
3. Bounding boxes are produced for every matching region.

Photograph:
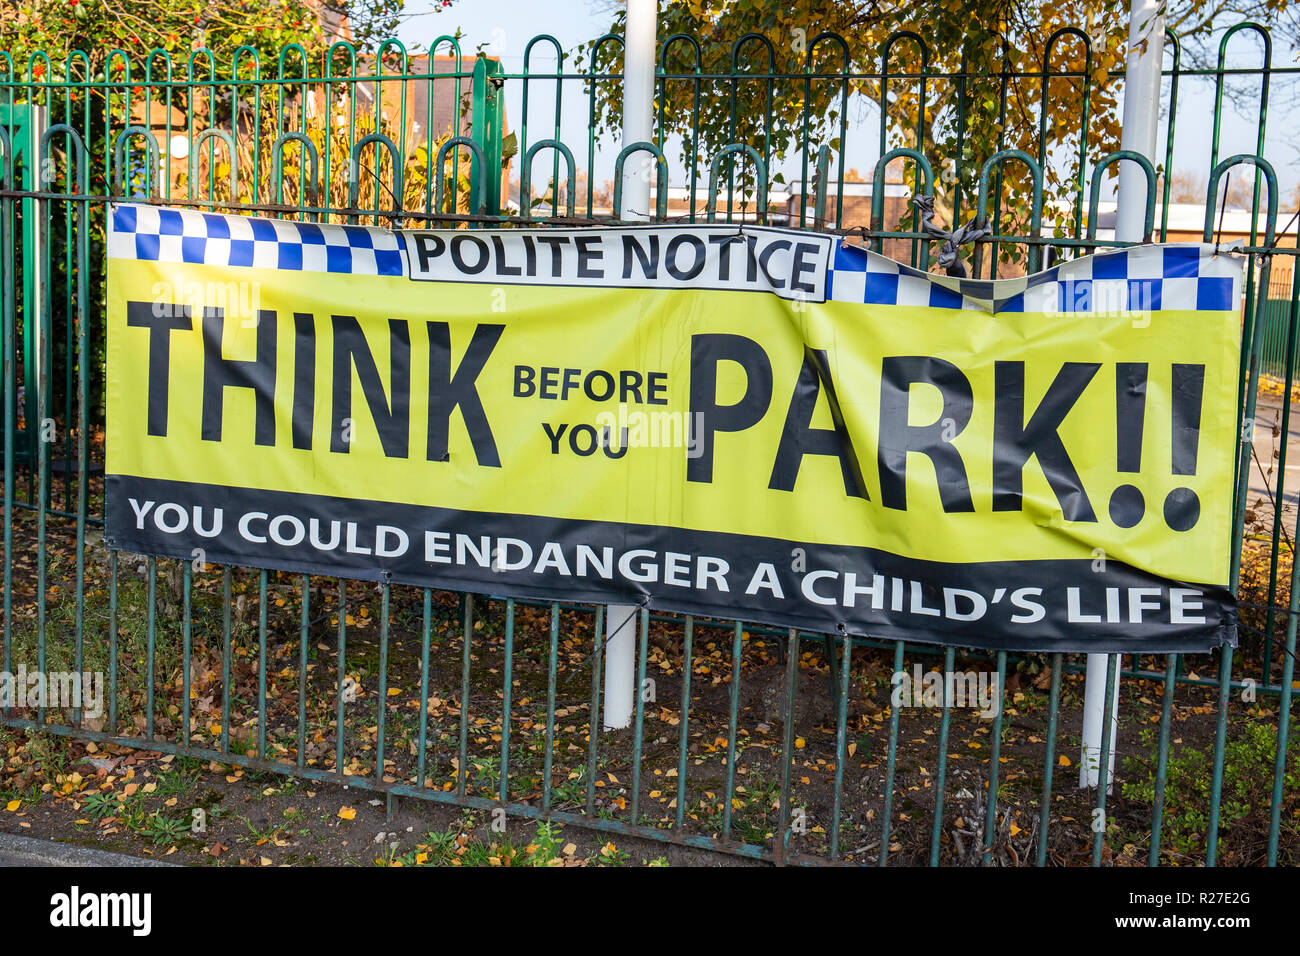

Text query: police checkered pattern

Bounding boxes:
[107,203,406,277]
[826,241,1240,314]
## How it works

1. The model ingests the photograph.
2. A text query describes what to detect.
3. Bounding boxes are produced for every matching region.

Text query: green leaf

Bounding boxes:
[500,131,519,162]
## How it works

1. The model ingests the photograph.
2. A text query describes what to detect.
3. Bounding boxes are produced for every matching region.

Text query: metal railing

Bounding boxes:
[0,24,1297,866]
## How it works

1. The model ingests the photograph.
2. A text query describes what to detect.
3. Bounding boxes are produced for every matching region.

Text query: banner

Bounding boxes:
[105,204,1243,652]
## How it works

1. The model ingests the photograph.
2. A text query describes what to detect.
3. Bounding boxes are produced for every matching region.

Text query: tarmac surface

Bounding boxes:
[0,832,174,867]
[1247,393,1300,523]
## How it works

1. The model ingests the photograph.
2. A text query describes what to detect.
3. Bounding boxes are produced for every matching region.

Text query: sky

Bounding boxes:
[395,0,1300,214]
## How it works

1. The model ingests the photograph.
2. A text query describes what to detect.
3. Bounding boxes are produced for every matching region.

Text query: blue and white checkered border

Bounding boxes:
[108,203,406,278]
[826,242,1242,314]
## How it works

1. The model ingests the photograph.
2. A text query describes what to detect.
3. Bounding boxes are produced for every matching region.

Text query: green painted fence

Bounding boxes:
[0,23,1298,866]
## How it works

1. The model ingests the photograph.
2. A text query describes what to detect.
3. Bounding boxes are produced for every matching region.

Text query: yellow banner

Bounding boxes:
[105,205,1242,652]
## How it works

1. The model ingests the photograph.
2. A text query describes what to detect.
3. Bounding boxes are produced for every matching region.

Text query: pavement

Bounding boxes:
[1247,393,1300,522]
[0,832,175,867]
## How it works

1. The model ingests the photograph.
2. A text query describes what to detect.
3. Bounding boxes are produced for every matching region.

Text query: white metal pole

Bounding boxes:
[1114,0,1166,244]
[1081,0,1165,789]
[604,0,657,731]
[603,604,638,730]
[1080,654,1121,789]
[618,0,657,223]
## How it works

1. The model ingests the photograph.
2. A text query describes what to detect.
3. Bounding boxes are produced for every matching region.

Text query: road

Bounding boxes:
[1247,393,1300,528]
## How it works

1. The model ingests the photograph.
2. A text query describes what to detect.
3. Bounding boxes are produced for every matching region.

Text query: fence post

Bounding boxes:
[469,55,503,217]
[1080,0,1165,791]
[602,0,658,730]
[17,105,45,471]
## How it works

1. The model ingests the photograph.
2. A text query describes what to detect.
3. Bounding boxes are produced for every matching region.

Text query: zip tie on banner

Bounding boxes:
[567,598,650,681]
[1262,206,1300,256]
[912,194,992,277]
[1213,172,1231,256]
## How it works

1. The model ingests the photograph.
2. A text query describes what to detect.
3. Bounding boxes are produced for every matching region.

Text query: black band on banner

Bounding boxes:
[105,475,1235,654]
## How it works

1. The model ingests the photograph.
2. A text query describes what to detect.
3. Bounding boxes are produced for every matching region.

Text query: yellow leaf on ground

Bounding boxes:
[5,800,20,812]
[1059,755,1072,767]
[338,806,357,820]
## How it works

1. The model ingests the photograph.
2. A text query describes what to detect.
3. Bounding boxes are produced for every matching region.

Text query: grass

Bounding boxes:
[729,772,781,844]
[374,819,569,868]
[3,545,270,736]
[1120,711,1300,864]
[366,816,667,868]
[153,759,203,798]
[140,810,190,846]
[80,790,118,820]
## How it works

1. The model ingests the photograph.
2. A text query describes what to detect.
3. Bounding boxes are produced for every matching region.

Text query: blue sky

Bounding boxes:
[396,0,1299,210]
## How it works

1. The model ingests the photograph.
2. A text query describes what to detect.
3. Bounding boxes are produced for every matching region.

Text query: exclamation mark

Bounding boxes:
[1109,362,1147,528]
[1165,364,1204,532]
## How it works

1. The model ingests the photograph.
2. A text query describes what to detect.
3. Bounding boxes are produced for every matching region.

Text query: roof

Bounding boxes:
[351,55,493,149]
